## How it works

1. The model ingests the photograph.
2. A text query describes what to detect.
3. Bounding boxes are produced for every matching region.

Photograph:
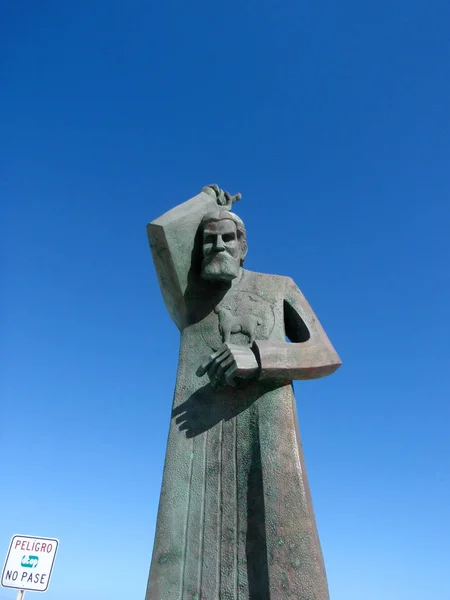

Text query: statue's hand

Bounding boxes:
[196,343,259,388]
[202,184,242,212]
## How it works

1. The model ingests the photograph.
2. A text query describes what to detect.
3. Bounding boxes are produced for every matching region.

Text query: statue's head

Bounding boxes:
[200,210,248,282]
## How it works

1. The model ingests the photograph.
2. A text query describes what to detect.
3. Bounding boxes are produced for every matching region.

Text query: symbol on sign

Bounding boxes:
[21,556,39,569]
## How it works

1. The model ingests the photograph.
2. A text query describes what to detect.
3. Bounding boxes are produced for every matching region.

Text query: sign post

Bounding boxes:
[1,535,59,595]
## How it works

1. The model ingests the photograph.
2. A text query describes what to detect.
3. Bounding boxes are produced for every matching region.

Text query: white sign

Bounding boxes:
[1,535,59,593]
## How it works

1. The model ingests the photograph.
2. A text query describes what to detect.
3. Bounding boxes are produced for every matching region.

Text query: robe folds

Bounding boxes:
[145,192,341,600]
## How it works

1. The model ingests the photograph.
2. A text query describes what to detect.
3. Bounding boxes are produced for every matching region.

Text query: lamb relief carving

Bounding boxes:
[215,305,262,345]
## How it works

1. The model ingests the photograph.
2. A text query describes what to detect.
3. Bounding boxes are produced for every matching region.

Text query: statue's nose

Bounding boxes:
[214,236,226,251]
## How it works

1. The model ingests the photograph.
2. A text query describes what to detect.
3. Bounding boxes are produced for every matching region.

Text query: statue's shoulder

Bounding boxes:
[242,269,292,297]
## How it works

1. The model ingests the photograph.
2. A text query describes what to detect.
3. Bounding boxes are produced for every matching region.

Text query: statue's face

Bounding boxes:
[201,218,242,281]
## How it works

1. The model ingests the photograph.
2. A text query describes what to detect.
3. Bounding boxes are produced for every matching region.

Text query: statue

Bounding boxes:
[145,185,341,599]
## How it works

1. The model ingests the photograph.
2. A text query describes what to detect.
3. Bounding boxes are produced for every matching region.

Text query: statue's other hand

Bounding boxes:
[202,184,242,212]
[196,343,259,388]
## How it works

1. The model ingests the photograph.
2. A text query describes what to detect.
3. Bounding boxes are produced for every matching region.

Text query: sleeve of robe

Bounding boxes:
[146,190,218,330]
[254,277,342,381]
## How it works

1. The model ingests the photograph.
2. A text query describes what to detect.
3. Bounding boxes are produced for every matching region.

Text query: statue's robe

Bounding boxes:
[145,192,341,600]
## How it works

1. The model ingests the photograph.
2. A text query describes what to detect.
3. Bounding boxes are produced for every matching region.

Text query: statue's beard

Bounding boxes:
[201,252,241,282]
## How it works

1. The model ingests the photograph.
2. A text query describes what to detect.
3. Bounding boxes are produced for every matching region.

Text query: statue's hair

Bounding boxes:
[200,210,248,266]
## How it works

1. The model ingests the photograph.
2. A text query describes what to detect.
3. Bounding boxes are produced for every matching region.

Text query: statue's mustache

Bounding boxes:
[202,251,235,265]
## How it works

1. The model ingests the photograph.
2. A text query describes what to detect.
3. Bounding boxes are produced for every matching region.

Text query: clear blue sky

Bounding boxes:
[1,1,449,599]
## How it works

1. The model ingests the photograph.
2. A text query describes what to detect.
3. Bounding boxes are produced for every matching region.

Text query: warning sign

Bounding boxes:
[1,535,59,592]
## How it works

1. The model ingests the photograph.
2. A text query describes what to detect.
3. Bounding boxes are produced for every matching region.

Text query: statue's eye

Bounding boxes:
[204,235,214,244]
[223,233,236,242]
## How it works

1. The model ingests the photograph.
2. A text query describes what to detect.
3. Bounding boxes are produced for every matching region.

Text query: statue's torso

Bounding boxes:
[176,270,288,406]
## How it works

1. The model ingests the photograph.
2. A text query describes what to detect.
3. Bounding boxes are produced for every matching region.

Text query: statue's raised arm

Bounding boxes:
[147,184,241,330]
